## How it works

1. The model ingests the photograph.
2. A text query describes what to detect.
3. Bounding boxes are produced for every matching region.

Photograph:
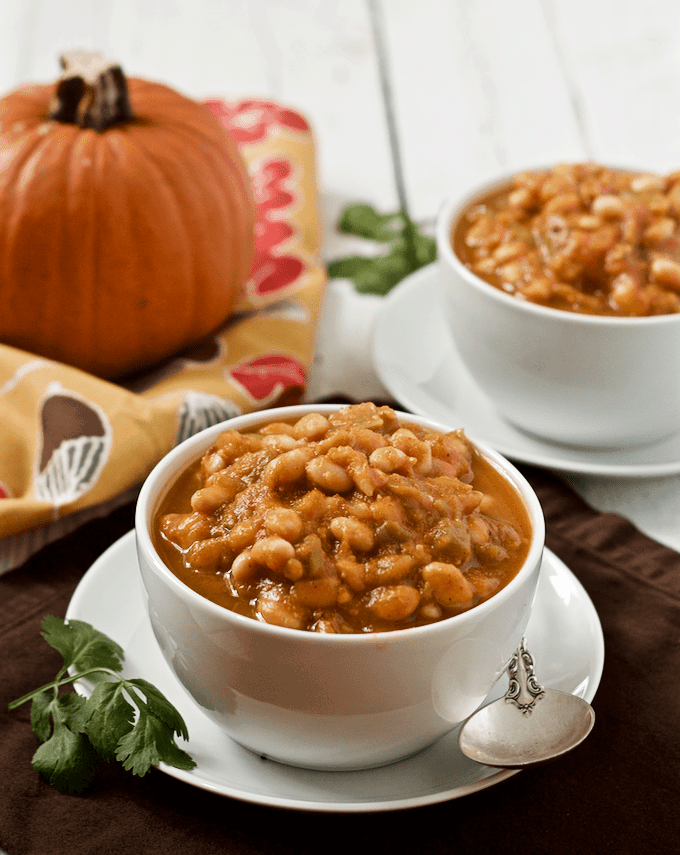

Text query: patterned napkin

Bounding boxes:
[0,99,326,574]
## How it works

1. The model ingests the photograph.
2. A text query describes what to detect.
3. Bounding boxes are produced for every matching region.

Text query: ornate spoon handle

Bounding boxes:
[504,638,545,715]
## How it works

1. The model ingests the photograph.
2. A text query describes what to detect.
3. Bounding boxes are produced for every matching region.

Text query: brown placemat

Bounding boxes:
[1,461,679,854]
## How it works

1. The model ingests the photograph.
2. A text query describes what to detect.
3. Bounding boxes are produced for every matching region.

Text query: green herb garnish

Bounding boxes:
[327,203,436,295]
[8,616,195,793]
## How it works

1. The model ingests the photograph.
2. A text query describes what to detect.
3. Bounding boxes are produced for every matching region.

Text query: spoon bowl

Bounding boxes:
[459,639,595,768]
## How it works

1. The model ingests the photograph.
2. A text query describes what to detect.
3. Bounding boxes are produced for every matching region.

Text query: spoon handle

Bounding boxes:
[505,638,545,715]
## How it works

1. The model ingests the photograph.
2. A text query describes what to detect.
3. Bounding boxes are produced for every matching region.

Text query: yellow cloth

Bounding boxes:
[0,98,326,572]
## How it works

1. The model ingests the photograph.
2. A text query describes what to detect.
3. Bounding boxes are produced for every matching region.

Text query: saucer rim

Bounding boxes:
[373,263,680,478]
[65,530,604,813]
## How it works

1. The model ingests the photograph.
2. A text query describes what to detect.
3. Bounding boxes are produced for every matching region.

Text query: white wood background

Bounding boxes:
[1,0,680,551]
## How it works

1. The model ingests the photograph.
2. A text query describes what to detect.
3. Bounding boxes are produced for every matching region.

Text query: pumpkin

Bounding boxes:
[0,51,256,378]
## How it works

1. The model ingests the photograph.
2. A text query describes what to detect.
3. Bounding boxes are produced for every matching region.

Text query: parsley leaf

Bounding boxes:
[115,683,196,776]
[41,614,124,677]
[327,203,436,295]
[32,697,100,794]
[126,678,191,742]
[29,687,54,744]
[9,616,196,793]
[336,203,404,243]
[80,682,135,762]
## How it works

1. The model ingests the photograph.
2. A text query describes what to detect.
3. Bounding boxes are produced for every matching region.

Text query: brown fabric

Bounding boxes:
[1,462,680,854]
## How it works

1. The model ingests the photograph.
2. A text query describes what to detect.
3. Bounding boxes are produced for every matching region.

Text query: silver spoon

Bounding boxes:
[458,638,595,768]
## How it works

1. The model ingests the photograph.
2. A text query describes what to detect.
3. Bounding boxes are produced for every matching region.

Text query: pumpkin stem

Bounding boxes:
[50,50,134,131]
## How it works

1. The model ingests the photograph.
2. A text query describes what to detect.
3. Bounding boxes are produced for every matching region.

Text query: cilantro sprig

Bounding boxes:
[8,616,195,793]
[327,203,436,295]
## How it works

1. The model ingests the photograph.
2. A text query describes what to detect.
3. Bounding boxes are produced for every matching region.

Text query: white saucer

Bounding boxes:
[65,530,603,813]
[373,264,680,477]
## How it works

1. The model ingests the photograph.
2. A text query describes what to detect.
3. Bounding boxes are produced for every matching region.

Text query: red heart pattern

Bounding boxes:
[229,354,307,404]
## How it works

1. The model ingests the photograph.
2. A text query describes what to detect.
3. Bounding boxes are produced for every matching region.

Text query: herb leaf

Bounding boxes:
[9,616,196,793]
[337,203,404,242]
[81,682,135,762]
[126,678,191,742]
[116,681,195,776]
[41,615,124,676]
[31,697,100,794]
[328,203,436,295]
[30,688,54,744]
[328,248,412,296]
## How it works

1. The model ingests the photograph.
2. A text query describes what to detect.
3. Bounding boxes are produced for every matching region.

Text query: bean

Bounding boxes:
[544,192,582,215]
[474,257,497,276]
[470,576,500,599]
[336,585,353,605]
[191,485,233,515]
[305,456,353,493]
[261,433,300,454]
[329,516,374,552]
[366,585,420,621]
[336,556,366,592]
[259,421,297,436]
[202,451,227,475]
[265,507,303,542]
[186,538,224,568]
[508,186,536,208]
[264,448,313,488]
[610,273,648,314]
[644,218,675,244]
[160,512,211,549]
[592,194,624,218]
[493,241,525,263]
[631,173,665,193]
[251,535,295,572]
[352,427,389,455]
[293,412,330,440]
[432,432,474,478]
[215,430,262,462]
[575,215,601,230]
[226,517,262,552]
[292,577,339,608]
[256,586,308,630]
[204,473,243,500]
[283,558,305,581]
[365,554,416,586]
[419,601,443,621]
[421,562,474,607]
[651,256,680,291]
[326,445,387,496]
[369,446,412,474]
[390,429,432,474]
[231,549,255,583]
[668,182,680,215]
[316,429,352,453]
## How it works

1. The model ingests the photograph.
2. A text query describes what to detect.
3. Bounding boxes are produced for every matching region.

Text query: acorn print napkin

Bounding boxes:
[0,99,326,573]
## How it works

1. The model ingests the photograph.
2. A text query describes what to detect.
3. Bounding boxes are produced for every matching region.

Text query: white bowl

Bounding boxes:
[135,404,544,771]
[436,168,680,448]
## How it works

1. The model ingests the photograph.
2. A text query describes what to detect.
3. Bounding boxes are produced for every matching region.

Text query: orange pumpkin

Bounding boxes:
[0,52,256,378]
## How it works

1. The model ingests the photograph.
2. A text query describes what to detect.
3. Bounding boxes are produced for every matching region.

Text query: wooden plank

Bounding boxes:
[0,0,107,89]
[380,0,587,222]
[233,0,398,242]
[546,0,680,172]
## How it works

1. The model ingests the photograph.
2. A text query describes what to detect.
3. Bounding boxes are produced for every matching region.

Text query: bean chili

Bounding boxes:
[453,162,680,316]
[155,403,531,633]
